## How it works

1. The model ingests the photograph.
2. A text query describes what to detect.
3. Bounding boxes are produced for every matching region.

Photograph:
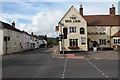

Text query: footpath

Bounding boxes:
[88,50,119,60]
[48,46,119,60]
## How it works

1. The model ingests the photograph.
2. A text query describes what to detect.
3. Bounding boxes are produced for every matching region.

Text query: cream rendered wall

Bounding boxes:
[0,29,3,55]
[59,6,88,51]
[87,26,120,48]
[3,29,23,54]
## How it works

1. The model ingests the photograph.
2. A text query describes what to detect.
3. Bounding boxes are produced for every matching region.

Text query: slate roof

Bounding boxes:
[0,21,22,33]
[83,15,120,26]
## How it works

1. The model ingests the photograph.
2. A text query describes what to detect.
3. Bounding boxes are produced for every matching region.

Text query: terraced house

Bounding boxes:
[0,21,47,55]
[0,21,23,55]
[57,5,120,53]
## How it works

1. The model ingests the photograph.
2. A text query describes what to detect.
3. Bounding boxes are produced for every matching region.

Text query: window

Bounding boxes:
[99,27,106,32]
[16,33,20,38]
[114,39,120,45]
[99,39,106,45]
[80,27,85,34]
[81,38,86,44]
[69,39,78,46]
[63,28,68,39]
[69,27,76,33]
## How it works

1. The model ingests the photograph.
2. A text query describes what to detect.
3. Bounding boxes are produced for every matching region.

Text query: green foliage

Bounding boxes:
[47,38,58,45]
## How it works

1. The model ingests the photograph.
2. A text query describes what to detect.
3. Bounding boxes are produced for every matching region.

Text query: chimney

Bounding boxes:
[12,21,15,27]
[109,4,115,16]
[31,32,34,35]
[79,5,83,16]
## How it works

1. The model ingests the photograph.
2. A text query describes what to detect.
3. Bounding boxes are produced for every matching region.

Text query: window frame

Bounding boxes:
[81,37,86,45]
[80,27,85,34]
[69,27,76,33]
[114,39,120,45]
[99,39,106,45]
[69,39,78,46]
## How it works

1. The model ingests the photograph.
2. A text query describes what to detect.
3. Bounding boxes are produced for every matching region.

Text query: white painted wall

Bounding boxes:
[59,6,88,51]
[0,29,3,55]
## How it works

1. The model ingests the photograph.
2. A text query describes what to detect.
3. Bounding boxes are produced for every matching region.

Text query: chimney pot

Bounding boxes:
[12,21,15,27]
[31,32,34,35]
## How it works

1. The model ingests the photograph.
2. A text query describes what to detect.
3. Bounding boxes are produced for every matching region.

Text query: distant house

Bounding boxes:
[0,21,23,55]
[0,21,48,55]
[22,31,31,50]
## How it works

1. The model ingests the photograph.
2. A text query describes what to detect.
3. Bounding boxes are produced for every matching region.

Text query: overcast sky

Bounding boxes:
[1,1,119,37]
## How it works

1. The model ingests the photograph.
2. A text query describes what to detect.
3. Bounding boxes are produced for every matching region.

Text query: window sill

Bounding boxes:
[68,46,80,49]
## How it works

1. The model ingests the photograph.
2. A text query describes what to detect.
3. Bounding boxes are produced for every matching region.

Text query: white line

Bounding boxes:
[62,58,68,78]
[62,77,64,78]
[85,59,109,78]
[100,71,102,73]
[102,73,105,75]
[106,76,108,78]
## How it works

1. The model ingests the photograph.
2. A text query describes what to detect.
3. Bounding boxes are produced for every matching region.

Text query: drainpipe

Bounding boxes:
[5,38,7,54]
[110,26,112,48]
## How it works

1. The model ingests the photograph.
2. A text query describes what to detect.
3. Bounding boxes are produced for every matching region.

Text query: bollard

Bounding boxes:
[93,47,97,52]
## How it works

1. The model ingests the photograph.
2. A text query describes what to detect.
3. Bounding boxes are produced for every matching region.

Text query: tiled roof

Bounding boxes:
[83,15,120,26]
[112,31,120,37]
[0,21,22,33]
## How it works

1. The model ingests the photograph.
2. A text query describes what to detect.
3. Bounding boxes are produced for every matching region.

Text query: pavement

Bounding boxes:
[2,46,119,79]
[88,50,119,60]
[51,46,119,60]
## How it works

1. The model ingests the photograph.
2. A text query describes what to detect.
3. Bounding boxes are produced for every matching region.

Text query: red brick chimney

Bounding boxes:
[79,5,83,16]
[109,4,116,16]
[12,21,15,27]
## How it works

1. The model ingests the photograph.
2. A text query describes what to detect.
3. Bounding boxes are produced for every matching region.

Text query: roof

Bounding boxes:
[0,21,22,33]
[112,31,120,37]
[83,15,120,26]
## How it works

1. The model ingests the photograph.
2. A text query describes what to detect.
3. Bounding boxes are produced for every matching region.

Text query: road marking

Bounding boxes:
[102,73,105,75]
[100,71,102,73]
[62,58,68,78]
[85,59,109,78]
[106,76,108,78]
[62,77,64,78]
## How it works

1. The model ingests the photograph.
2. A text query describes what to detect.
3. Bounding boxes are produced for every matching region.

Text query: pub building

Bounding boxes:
[56,5,120,53]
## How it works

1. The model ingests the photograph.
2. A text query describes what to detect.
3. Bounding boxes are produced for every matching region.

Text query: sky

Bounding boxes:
[1,1,119,38]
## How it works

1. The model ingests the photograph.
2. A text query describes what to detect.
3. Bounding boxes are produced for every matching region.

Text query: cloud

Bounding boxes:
[19,10,64,37]
[2,0,120,2]
[2,13,32,20]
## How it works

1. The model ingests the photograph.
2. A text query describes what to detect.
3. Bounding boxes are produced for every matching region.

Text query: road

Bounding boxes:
[2,47,119,79]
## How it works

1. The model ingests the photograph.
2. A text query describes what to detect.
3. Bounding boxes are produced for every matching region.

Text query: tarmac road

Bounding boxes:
[2,47,119,79]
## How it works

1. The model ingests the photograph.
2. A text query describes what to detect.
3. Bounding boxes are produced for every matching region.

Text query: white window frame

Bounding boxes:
[114,39,120,45]
[69,27,76,33]
[69,39,78,46]
[81,37,86,44]
[99,39,106,45]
